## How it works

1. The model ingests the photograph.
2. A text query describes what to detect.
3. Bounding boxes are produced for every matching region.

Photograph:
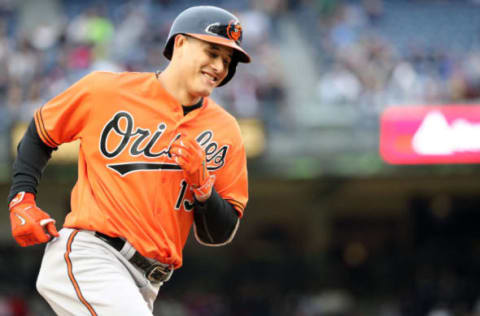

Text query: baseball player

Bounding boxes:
[7,6,250,315]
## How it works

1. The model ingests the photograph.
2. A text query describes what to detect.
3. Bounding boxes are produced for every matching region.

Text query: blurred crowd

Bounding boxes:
[0,0,288,128]
[295,0,480,113]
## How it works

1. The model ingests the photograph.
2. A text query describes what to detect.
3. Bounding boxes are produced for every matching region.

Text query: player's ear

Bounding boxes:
[173,34,189,55]
[171,35,190,61]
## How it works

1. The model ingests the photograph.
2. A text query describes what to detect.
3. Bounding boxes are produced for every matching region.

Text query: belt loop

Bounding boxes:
[119,241,136,260]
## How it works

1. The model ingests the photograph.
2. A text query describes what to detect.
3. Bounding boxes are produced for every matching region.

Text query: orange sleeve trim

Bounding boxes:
[226,199,244,214]
[34,108,58,148]
[64,230,98,316]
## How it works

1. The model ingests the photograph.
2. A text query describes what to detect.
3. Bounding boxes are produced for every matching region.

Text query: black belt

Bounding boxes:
[94,232,172,283]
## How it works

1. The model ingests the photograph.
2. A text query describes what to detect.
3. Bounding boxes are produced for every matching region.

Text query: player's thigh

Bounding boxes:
[37,228,154,316]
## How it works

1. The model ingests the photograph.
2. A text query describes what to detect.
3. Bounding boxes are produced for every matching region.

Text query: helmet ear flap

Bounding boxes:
[218,57,239,87]
[164,36,175,60]
[164,34,186,60]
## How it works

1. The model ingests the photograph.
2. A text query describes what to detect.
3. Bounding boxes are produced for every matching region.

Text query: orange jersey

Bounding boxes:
[34,71,248,268]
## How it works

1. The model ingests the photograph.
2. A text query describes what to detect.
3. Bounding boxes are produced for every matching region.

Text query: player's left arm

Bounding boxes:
[170,130,248,246]
[192,188,240,246]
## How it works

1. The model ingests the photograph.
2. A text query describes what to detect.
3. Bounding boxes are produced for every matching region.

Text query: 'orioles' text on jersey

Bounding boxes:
[34,71,248,268]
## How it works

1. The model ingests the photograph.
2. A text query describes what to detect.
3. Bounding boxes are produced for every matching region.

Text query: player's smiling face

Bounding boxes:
[180,36,232,97]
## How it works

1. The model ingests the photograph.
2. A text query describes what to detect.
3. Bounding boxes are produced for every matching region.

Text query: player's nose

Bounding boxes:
[211,58,227,78]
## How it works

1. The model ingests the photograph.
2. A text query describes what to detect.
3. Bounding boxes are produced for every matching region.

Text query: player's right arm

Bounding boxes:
[8,120,58,246]
[8,71,96,247]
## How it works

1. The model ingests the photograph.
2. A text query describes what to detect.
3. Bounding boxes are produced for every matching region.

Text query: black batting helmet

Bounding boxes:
[163,5,251,87]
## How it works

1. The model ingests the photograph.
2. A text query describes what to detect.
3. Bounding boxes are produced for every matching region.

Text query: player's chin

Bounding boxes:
[195,83,215,97]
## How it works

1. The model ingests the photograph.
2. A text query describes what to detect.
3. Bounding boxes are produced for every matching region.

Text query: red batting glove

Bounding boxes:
[170,135,215,202]
[9,192,59,247]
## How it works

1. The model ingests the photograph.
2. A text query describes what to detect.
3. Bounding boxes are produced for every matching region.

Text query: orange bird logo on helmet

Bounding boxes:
[227,20,242,42]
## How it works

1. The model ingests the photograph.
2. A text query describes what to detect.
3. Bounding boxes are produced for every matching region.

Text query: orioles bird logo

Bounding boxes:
[226,20,242,42]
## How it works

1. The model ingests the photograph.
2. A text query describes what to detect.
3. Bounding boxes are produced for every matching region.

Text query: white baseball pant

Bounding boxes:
[36,228,162,315]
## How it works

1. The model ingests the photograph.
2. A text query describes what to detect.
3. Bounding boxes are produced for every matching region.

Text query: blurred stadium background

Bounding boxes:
[1,0,480,315]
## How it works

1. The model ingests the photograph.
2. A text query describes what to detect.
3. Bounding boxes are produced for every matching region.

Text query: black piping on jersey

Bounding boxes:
[35,107,59,147]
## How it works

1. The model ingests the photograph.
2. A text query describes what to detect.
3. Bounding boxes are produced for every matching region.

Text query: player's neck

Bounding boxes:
[157,69,201,106]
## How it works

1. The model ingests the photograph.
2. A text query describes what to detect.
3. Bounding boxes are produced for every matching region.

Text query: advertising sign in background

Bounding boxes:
[380,105,480,164]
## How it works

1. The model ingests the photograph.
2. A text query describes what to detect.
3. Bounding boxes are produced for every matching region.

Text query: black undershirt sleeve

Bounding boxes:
[193,188,239,245]
[7,119,54,204]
